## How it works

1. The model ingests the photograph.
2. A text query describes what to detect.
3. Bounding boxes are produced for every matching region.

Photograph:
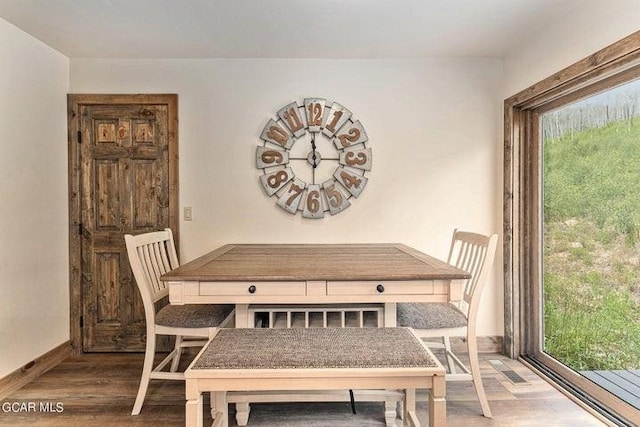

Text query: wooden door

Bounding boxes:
[68,94,178,352]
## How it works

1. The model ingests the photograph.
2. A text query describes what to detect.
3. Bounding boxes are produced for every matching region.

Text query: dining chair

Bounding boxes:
[125,228,235,415]
[397,229,498,418]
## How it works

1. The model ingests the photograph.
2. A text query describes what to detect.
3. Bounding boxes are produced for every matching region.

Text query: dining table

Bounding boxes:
[162,243,469,426]
[163,243,470,328]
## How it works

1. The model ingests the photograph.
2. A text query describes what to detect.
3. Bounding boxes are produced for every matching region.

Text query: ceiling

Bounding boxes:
[0,0,581,59]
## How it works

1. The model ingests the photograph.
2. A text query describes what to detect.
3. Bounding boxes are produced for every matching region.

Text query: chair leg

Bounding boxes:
[443,336,457,374]
[132,332,156,415]
[467,333,492,418]
[170,335,183,372]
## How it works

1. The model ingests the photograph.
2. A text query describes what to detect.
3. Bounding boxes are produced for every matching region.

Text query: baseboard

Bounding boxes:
[0,341,71,400]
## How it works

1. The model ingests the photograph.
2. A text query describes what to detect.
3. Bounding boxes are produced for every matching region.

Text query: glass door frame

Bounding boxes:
[504,31,640,425]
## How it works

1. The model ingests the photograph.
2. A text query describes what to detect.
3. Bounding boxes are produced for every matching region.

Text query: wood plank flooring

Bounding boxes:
[0,352,607,426]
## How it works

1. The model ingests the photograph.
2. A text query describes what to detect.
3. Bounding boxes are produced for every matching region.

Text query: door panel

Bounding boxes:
[95,160,120,229]
[132,160,160,228]
[69,95,178,352]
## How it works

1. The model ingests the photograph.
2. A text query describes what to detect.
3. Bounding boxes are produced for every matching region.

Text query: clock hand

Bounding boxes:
[310,132,318,169]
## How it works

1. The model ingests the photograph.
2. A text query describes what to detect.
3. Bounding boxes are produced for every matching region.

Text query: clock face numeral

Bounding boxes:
[256,146,289,168]
[276,178,306,214]
[261,119,294,149]
[268,170,288,188]
[302,185,325,219]
[307,190,320,212]
[259,167,293,196]
[339,147,372,171]
[341,171,361,188]
[304,98,326,132]
[277,102,306,138]
[258,98,370,218]
[333,120,368,149]
[338,127,359,146]
[322,102,352,138]
[263,150,283,164]
[334,166,367,198]
[322,179,351,215]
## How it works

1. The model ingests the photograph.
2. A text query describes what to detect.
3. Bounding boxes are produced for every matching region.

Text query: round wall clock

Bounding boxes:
[256,98,371,219]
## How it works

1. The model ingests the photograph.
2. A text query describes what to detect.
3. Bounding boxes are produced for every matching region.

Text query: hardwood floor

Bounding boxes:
[0,351,608,426]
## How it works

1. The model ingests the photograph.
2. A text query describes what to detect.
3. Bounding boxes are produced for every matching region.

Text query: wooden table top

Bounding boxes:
[161,243,470,282]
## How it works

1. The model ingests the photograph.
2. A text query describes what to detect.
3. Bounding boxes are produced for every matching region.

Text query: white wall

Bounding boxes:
[0,18,69,377]
[504,0,640,97]
[71,58,505,336]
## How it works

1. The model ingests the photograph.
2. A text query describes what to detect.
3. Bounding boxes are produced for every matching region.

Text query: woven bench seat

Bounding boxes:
[185,327,446,427]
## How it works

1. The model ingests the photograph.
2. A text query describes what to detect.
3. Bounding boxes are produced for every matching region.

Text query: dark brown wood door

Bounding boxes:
[68,95,178,352]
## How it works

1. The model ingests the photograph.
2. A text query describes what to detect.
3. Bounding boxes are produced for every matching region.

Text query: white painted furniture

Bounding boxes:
[125,229,235,415]
[397,230,498,418]
[247,303,384,328]
[185,327,446,427]
[163,243,468,425]
[164,244,470,328]
[241,303,398,424]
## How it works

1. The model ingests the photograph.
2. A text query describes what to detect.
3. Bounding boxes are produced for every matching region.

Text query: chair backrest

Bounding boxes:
[446,229,498,320]
[125,228,179,321]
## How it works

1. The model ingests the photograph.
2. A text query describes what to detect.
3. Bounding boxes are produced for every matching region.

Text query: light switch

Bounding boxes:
[184,206,193,221]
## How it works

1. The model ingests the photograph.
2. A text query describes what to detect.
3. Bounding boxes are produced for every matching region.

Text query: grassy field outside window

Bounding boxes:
[542,83,640,371]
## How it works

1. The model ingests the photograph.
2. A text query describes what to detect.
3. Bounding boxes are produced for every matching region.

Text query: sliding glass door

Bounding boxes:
[505,32,640,426]
[541,79,640,375]
[530,77,640,424]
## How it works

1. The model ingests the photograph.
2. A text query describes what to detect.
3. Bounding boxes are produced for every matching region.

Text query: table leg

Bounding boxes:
[213,392,228,427]
[404,388,419,427]
[210,391,216,419]
[235,401,250,426]
[384,303,397,327]
[235,304,249,328]
[384,399,397,427]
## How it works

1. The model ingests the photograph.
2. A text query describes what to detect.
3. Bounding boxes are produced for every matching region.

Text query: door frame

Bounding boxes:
[67,94,179,354]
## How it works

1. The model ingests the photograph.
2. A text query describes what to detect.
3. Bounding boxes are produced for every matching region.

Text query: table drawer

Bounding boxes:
[326,280,434,295]
[199,281,307,297]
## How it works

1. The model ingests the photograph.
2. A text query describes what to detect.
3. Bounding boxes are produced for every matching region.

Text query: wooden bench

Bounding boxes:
[237,303,389,425]
[184,327,446,427]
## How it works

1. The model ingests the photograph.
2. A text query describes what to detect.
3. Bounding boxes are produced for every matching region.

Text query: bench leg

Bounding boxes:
[429,377,446,427]
[229,303,249,427]
[185,394,203,427]
[235,401,250,426]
